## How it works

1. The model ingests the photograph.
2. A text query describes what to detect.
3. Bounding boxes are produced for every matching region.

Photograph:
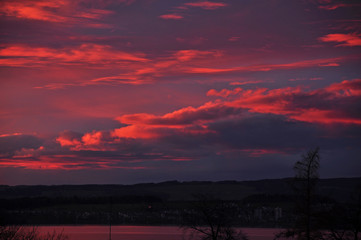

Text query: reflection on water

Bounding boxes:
[37,225,280,240]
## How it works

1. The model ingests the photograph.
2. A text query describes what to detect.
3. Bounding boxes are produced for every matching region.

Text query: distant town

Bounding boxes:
[1,177,359,228]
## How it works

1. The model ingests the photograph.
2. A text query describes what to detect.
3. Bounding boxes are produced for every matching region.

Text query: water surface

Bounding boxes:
[38,225,280,240]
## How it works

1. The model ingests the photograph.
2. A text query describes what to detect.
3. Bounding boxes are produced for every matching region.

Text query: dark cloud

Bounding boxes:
[208,115,320,151]
[0,134,43,157]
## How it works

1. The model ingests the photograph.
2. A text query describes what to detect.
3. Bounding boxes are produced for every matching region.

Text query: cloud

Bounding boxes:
[115,79,361,138]
[0,154,151,170]
[1,0,361,184]
[56,131,83,147]
[27,46,350,89]
[35,49,222,88]
[229,80,270,86]
[0,0,114,27]
[1,0,71,22]
[327,79,361,96]
[208,114,321,152]
[184,1,227,10]
[186,57,343,74]
[207,88,244,98]
[0,130,198,170]
[56,130,117,151]
[319,33,361,47]
[221,79,361,124]
[309,77,323,81]
[0,133,43,157]
[159,1,227,21]
[105,79,361,146]
[0,44,148,67]
[318,3,361,10]
[117,102,240,127]
[36,45,338,89]
[111,102,242,140]
[36,74,151,89]
[2,80,361,173]
[174,50,221,61]
[159,14,183,20]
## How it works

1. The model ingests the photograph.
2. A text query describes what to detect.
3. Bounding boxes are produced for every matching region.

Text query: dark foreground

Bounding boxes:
[1,177,360,227]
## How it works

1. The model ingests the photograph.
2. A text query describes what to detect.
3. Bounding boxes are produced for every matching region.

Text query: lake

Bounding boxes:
[37,226,281,240]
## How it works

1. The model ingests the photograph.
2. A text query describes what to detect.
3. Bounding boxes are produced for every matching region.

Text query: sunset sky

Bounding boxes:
[1,0,361,185]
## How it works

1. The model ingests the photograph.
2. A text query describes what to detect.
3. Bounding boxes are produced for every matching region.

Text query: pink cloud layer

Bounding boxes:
[319,33,361,47]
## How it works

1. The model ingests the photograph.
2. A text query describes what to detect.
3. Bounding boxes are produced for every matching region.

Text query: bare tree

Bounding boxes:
[181,194,248,240]
[275,147,321,240]
[294,147,320,240]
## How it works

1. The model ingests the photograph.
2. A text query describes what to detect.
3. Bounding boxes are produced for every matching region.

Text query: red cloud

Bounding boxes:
[0,129,197,168]
[318,3,361,10]
[0,133,23,138]
[111,124,212,139]
[117,101,237,127]
[174,50,221,61]
[0,44,148,67]
[1,1,69,22]
[111,125,163,139]
[222,79,361,124]
[56,130,117,151]
[319,33,361,47]
[207,88,244,98]
[82,131,104,146]
[0,156,150,170]
[37,74,150,89]
[162,1,227,21]
[35,49,222,88]
[0,0,114,27]
[56,131,82,148]
[187,57,342,74]
[56,136,81,148]
[229,80,269,86]
[111,101,240,139]
[326,79,361,96]
[31,48,346,89]
[113,79,361,139]
[159,14,183,20]
[185,1,227,10]
[3,81,360,170]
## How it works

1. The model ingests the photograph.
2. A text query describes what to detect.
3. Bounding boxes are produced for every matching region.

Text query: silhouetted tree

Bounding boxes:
[295,147,320,240]
[181,194,248,240]
[275,147,321,240]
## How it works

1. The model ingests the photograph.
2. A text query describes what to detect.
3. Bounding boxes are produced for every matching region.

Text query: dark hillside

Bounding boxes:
[1,177,359,226]
[0,177,359,202]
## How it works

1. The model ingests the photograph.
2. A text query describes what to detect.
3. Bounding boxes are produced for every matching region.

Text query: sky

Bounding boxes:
[0,0,361,185]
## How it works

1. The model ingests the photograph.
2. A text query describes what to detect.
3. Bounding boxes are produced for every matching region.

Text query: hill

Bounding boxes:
[1,177,360,226]
[0,177,359,202]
